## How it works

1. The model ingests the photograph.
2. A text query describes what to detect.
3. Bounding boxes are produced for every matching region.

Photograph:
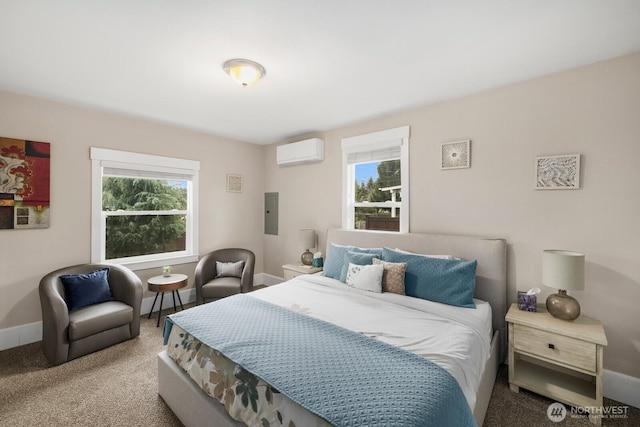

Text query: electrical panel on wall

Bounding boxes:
[264,192,278,235]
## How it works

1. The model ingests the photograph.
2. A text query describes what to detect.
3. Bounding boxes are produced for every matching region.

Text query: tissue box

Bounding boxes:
[517,291,537,312]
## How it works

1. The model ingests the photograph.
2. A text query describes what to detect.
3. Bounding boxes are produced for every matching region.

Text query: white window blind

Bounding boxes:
[102,166,194,181]
[345,145,402,165]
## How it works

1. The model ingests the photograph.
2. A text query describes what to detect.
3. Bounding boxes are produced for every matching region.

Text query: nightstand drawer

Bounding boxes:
[282,264,323,282]
[513,324,596,372]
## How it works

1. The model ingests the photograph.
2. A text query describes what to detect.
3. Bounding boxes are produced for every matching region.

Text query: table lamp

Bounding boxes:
[542,249,585,321]
[299,229,316,265]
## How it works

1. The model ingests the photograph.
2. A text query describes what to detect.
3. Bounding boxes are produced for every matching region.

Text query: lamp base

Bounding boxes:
[546,290,581,320]
[301,250,313,266]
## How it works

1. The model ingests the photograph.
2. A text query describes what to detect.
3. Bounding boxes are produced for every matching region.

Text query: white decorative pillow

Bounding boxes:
[345,263,384,293]
[216,260,245,278]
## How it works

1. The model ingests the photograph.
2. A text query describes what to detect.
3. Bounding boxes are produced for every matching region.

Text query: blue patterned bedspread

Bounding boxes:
[164,294,476,427]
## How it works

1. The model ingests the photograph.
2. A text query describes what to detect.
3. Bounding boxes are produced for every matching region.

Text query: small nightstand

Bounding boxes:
[506,303,608,425]
[147,274,188,327]
[282,263,323,281]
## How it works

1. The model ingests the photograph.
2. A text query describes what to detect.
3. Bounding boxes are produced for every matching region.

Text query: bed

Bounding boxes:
[158,229,507,426]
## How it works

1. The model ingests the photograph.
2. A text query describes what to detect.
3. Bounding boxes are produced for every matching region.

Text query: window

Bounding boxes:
[342,126,409,233]
[90,147,199,270]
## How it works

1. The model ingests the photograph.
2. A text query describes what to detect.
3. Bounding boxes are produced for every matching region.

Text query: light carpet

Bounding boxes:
[1,307,637,426]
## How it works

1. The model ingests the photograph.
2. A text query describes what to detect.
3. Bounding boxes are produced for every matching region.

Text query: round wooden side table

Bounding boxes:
[147,273,188,327]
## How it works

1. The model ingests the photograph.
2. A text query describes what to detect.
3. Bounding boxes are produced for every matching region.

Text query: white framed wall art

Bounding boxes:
[441,140,470,170]
[534,154,580,190]
[226,174,243,193]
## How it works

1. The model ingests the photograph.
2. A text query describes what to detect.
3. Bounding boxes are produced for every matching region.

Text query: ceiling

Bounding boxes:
[1,1,640,145]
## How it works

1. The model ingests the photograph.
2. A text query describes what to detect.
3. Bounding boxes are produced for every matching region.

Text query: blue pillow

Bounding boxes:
[382,247,477,308]
[323,243,382,280]
[339,251,380,283]
[60,268,114,312]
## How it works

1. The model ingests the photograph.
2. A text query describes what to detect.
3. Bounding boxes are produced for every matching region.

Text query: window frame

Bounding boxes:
[341,126,410,233]
[90,147,200,270]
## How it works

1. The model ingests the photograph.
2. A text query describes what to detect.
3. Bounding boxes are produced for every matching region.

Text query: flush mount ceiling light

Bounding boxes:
[223,58,266,87]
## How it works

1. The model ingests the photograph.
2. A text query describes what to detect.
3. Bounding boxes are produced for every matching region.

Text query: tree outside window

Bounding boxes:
[102,177,187,259]
[341,126,409,233]
[354,159,401,231]
[91,147,199,270]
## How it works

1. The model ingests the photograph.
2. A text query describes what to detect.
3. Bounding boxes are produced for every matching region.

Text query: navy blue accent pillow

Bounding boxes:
[339,251,380,283]
[382,247,477,308]
[60,268,113,312]
[323,243,382,280]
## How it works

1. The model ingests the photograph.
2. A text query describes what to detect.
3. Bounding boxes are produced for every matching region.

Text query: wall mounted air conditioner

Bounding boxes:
[276,138,324,165]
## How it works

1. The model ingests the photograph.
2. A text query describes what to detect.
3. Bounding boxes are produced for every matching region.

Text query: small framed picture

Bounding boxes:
[534,154,580,190]
[441,140,470,170]
[226,174,243,193]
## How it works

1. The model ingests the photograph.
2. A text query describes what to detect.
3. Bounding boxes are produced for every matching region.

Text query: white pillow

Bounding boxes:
[345,263,384,293]
[215,260,245,278]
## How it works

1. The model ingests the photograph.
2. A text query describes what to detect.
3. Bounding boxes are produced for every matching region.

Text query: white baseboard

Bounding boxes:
[604,369,640,409]
[141,287,196,316]
[256,272,284,286]
[0,321,42,351]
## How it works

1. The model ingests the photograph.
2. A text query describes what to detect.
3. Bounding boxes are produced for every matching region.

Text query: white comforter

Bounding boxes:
[251,274,492,411]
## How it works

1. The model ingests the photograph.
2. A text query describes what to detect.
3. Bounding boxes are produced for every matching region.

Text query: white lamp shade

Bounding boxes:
[542,250,585,291]
[299,229,316,250]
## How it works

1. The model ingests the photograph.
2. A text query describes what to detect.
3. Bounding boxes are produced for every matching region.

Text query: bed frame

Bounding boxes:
[158,229,507,427]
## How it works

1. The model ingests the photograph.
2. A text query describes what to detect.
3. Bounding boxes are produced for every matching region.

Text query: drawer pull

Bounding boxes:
[548,343,555,350]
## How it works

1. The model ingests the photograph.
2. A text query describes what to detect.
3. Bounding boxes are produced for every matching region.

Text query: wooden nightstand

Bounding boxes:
[282,263,322,281]
[506,303,608,425]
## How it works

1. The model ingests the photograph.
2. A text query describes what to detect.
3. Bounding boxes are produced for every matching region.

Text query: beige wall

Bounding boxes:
[0,91,265,329]
[1,52,638,380]
[264,53,640,377]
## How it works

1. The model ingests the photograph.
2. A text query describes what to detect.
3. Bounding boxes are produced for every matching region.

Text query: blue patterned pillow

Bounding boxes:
[339,251,380,282]
[382,247,477,308]
[323,243,382,280]
[60,268,113,312]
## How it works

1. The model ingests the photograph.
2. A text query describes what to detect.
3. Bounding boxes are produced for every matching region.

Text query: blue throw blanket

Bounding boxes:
[164,294,476,427]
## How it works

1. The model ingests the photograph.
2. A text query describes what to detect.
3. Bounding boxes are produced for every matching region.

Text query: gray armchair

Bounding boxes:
[39,263,143,366]
[195,248,255,305]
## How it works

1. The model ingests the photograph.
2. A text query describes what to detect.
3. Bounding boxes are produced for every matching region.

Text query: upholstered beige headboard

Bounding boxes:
[325,229,508,356]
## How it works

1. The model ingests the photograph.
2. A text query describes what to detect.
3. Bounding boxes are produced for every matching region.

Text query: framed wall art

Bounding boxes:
[0,137,50,229]
[441,140,470,170]
[226,174,243,193]
[534,154,580,190]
